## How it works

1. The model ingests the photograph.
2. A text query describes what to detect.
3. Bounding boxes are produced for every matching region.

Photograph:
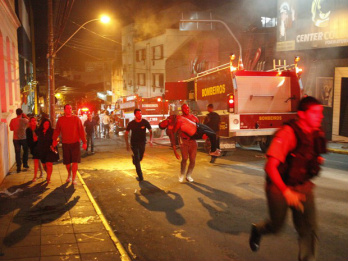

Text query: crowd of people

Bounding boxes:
[9,96,327,260]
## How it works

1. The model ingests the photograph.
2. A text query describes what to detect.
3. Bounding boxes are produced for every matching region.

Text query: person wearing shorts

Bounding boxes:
[52,104,87,185]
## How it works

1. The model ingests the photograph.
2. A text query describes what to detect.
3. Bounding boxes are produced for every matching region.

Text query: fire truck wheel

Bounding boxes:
[259,136,272,153]
[154,129,162,138]
[237,136,255,147]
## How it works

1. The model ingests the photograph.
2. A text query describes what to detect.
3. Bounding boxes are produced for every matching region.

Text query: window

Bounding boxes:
[137,73,146,86]
[152,45,163,60]
[0,31,6,112]
[6,38,13,105]
[261,17,277,28]
[136,49,146,62]
[152,73,164,87]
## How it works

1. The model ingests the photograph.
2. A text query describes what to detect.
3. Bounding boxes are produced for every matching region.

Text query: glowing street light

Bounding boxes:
[54,15,111,55]
[100,15,111,24]
[48,14,111,125]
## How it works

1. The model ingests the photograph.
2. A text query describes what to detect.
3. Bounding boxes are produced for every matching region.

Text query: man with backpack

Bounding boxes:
[249,96,327,261]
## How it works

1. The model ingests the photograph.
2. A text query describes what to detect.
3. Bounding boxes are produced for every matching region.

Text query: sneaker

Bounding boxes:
[249,224,262,252]
[209,150,221,157]
[66,177,72,183]
[46,179,51,184]
[210,157,216,163]
[32,178,36,182]
[186,175,194,183]
[178,174,185,183]
[72,180,78,185]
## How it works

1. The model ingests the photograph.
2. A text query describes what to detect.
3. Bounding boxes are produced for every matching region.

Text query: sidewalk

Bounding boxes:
[327,141,348,155]
[0,159,130,261]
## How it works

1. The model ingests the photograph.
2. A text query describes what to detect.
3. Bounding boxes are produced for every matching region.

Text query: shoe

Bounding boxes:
[32,178,36,182]
[72,180,78,185]
[186,175,194,183]
[210,157,216,163]
[23,165,29,169]
[178,174,185,183]
[209,150,221,157]
[91,151,95,154]
[136,177,144,182]
[66,177,72,183]
[46,179,51,184]
[249,224,262,252]
[16,168,21,173]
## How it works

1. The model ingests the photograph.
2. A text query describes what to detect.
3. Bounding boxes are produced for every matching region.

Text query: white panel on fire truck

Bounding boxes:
[229,114,240,131]
[235,76,291,113]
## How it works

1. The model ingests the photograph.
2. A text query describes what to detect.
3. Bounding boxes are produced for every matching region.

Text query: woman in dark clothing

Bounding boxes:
[35,118,59,184]
[26,117,42,181]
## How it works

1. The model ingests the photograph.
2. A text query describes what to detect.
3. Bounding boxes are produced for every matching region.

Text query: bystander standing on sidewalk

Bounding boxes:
[35,118,59,184]
[52,104,87,185]
[9,108,29,173]
[84,114,96,155]
[26,116,43,181]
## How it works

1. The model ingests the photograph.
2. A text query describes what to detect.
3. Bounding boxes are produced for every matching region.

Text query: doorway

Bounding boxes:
[339,77,348,137]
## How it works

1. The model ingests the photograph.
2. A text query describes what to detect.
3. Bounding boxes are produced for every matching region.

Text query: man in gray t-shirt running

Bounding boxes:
[9,108,29,173]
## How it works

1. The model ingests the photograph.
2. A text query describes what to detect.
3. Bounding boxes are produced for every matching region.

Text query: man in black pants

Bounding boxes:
[125,109,153,181]
[249,96,326,261]
[204,104,221,163]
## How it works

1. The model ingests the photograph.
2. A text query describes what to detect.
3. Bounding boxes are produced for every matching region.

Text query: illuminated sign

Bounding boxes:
[202,84,226,97]
[276,0,348,51]
[142,104,159,108]
[259,116,282,121]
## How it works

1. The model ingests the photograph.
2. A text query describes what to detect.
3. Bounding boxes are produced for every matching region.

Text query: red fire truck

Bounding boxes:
[115,95,170,137]
[165,58,303,152]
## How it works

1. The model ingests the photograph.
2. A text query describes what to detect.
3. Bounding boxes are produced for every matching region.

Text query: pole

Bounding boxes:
[48,0,55,126]
[180,19,243,64]
[54,19,99,55]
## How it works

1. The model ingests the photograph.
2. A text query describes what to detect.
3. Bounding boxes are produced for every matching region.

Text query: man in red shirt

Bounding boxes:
[9,108,29,173]
[52,104,87,185]
[249,96,326,261]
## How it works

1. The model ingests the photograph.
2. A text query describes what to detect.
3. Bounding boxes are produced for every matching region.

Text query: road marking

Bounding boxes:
[77,171,131,261]
[172,229,195,242]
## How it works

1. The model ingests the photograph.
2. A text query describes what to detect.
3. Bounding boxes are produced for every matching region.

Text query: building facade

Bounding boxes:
[0,0,21,181]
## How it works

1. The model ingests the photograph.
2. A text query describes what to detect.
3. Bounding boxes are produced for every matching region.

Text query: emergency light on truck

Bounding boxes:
[228,94,235,112]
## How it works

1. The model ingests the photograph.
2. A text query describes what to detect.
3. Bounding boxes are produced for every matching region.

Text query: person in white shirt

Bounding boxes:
[103,111,111,138]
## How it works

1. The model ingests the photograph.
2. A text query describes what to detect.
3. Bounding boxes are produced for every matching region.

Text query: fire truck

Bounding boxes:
[115,95,170,137]
[165,57,303,152]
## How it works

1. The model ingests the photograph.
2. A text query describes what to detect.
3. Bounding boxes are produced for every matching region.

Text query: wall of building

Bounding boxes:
[0,0,21,182]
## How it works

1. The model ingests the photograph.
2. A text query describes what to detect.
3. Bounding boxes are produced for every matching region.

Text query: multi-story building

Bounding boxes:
[122,24,196,98]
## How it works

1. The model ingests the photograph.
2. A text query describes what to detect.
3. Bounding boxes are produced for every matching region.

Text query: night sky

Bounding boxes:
[32,0,231,71]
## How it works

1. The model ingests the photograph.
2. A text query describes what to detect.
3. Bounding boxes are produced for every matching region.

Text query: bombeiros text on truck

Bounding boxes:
[165,55,304,153]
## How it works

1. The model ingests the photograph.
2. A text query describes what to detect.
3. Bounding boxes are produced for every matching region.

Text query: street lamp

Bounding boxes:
[47,11,111,126]
[54,15,111,55]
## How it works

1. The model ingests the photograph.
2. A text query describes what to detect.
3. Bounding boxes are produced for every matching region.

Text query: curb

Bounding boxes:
[327,148,348,155]
[77,171,131,261]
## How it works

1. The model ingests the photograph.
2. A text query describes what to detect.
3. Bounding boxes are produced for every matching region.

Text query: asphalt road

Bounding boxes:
[78,135,348,261]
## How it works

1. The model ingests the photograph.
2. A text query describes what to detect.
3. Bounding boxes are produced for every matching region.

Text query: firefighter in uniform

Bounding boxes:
[249,96,326,261]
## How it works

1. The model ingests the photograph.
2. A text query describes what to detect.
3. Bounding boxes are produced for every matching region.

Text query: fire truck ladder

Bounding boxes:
[182,63,230,82]
[267,59,297,72]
